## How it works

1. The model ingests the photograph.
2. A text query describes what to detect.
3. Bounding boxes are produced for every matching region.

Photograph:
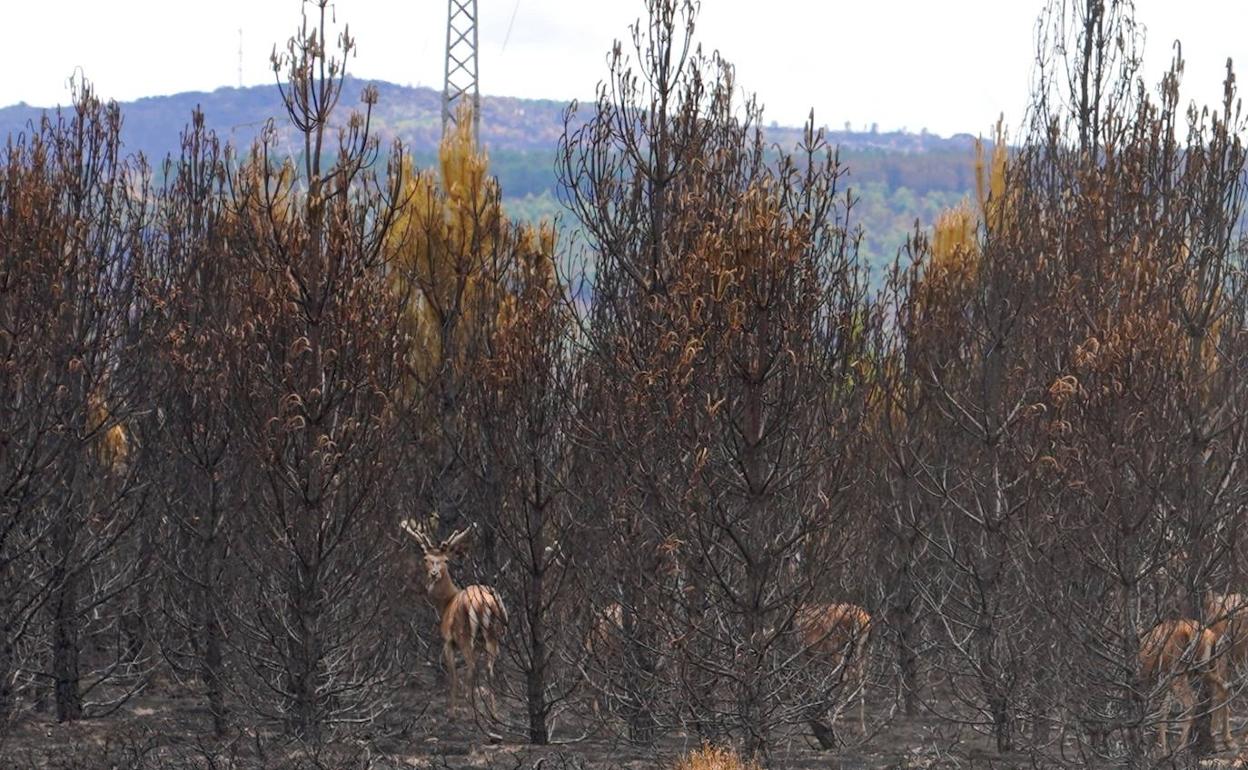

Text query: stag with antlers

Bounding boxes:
[401,519,508,717]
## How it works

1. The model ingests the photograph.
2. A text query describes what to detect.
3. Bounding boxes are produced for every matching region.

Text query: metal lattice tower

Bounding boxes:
[442,0,480,141]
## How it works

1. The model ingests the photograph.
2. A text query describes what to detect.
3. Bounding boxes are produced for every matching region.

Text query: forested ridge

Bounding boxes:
[0,75,981,274]
[1,0,1247,768]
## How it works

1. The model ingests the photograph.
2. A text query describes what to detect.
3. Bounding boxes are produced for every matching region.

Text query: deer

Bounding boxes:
[794,602,873,750]
[581,536,687,721]
[1138,618,1231,753]
[400,518,508,718]
[581,601,624,719]
[1206,592,1248,676]
[1204,592,1248,744]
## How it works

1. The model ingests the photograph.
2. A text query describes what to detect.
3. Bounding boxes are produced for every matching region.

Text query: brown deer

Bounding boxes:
[1205,592,1247,744]
[1206,592,1248,675]
[401,519,508,717]
[795,602,873,749]
[582,601,624,718]
[581,537,686,720]
[1138,618,1231,752]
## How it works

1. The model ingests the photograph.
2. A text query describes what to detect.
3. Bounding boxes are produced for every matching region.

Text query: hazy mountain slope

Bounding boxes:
[0,79,984,272]
[0,78,980,158]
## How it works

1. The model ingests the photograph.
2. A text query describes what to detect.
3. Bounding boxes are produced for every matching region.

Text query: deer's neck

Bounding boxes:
[428,573,460,619]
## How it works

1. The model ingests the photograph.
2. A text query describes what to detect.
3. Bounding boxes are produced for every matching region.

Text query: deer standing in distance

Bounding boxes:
[795,602,873,750]
[1138,618,1231,752]
[1206,592,1248,676]
[401,518,508,718]
[581,535,688,720]
[1204,591,1248,744]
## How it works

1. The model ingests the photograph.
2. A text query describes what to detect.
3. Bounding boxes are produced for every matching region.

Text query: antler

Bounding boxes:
[441,523,475,553]
[399,518,436,551]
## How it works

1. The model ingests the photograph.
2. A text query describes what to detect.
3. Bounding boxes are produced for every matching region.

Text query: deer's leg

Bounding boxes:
[443,641,459,718]
[1174,678,1195,752]
[1155,685,1171,753]
[828,692,842,740]
[483,650,499,718]
[462,643,478,713]
[1213,671,1234,748]
[485,638,499,684]
[485,638,501,713]
[1221,667,1234,746]
[859,668,867,735]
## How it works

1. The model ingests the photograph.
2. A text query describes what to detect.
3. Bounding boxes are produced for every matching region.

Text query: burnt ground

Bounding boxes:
[4,662,1248,769]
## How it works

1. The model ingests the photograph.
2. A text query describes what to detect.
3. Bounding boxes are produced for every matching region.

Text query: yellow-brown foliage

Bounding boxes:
[487,220,564,400]
[388,106,561,403]
[87,391,129,472]
[905,199,981,367]
[1053,228,1225,411]
[647,176,810,417]
[905,119,1022,362]
[928,201,980,292]
[917,120,1008,306]
[494,219,558,335]
[671,744,762,770]
[975,119,1012,233]
[388,113,502,378]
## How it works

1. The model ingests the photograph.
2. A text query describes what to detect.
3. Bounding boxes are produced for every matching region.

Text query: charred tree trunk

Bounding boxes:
[51,520,83,723]
[201,509,228,737]
[204,596,226,737]
[525,582,549,745]
[739,358,770,759]
[0,637,14,723]
[45,494,86,725]
[285,558,321,743]
[121,527,156,668]
[622,594,659,745]
[888,526,922,718]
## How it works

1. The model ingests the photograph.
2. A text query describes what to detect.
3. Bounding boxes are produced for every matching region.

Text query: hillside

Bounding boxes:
[0,79,984,271]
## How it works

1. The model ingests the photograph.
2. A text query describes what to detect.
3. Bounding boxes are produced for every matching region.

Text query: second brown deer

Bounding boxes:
[796,602,873,749]
[1206,591,1248,676]
[1138,618,1231,753]
[401,519,508,718]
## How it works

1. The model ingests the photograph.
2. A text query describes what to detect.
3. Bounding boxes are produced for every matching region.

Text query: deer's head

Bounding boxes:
[400,519,474,591]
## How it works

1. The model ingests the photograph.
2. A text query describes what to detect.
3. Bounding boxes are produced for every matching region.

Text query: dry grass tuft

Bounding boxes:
[672,744,762,770]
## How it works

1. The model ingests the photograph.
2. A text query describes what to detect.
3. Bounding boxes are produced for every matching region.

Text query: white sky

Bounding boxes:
[2,1,1244,137]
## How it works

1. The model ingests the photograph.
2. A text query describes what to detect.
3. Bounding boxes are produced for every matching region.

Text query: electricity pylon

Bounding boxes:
[442,0,480,141]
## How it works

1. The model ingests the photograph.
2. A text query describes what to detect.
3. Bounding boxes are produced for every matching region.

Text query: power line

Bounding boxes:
[501,0,521,53]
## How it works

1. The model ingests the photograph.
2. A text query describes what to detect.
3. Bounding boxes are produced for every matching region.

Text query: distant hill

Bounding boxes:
[0,78,981,161]
[0,78,986,274]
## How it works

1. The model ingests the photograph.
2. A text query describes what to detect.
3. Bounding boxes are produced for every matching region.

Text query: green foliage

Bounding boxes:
[852,182,967,277]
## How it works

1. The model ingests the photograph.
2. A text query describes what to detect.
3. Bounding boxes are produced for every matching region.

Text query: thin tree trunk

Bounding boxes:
[286,558,321,742]
[740,355,769,759]
[51,514,82,723]
[0,637,14,723]
[891,548,921,718]
[205,600,226,737]
[886,508,922,718]
[622,584,659,744]
[52,569,82,721]
[526,491,550,745]
[526,604,549,744]
[202,503,228,737]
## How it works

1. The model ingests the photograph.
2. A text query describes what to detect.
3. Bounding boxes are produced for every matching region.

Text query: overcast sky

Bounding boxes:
[2,1,1243,137]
